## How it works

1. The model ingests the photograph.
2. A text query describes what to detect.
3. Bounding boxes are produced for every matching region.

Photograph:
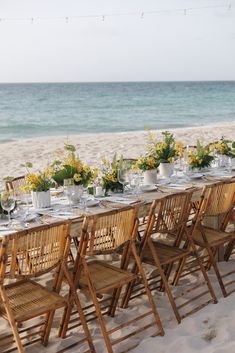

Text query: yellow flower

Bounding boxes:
[74,173,82,183]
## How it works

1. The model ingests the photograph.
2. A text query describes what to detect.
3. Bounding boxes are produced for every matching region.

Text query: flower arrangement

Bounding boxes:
[148,131,182,163]
[133,155,158,172]
[52,143,95,187]
[210,137,235,158]
[21,162,54,192]
[100,154,124,194]
[188,141,214,170]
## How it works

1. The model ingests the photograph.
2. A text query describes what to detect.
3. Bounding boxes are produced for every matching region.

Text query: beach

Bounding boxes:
[0,122,235,187]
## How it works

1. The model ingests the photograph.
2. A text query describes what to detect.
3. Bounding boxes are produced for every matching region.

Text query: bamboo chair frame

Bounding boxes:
[5,176,26,197]
[0,222,95,353]
[59,206,164,353]
[191,180,235,297]
[122,191,217,323]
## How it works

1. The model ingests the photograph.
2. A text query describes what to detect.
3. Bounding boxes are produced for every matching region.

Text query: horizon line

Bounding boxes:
[0,79,235,85]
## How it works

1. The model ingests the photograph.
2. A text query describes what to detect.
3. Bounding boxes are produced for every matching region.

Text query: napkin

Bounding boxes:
[104,196,139,205]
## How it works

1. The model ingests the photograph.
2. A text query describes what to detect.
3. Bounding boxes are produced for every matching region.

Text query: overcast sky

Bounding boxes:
[0,0,235,82]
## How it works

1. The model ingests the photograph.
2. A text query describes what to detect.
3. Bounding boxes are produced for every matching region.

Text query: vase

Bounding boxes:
[143,169,157,184]
[31,190,51,209]
[159,163,174,178]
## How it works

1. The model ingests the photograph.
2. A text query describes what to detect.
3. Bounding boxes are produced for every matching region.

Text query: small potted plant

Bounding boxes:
[100,154,125,195]
[52,143,95,200]
[209,137,235,167]
[22,162,54,209]
[188,141,214,171]
[133,155,159,184]
[148,131,181,178]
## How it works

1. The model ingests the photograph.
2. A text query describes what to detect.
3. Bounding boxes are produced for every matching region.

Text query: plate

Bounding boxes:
[86,199,100,207]
[141,184,158,192]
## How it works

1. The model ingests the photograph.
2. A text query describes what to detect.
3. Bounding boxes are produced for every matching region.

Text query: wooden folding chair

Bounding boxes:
[59,206,164,353]
[191,180,235,297]
[0,222,95,353]
[122,191,217,323]
[5,176,26,197]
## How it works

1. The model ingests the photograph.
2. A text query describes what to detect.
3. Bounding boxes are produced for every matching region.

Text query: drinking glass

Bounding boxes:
[80,188,89,211]
[1,191,15,227]
[63,178,74,209]
[117,168,129,194]
[129,172,141,195]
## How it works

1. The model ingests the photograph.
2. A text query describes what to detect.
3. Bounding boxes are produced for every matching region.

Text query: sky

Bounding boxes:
[0,0,235,82]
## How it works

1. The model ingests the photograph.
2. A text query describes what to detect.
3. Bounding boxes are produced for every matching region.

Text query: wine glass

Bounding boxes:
[63,178,74,209]
[117,168,129,194]
[1,191,15,227]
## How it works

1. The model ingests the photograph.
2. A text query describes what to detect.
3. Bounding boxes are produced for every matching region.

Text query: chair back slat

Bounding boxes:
[200,181,235,217]
[81,207,138,256]
[5,176,26,197]
[152,192,193,235]
[0,222,70,281]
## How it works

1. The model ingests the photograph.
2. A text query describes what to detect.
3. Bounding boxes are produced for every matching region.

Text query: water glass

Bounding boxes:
[63,179,74,209]
[80,188,89,211]
[1,191,15,227]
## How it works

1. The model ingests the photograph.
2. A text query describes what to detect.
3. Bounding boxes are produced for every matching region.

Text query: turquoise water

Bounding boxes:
[0,81,234,142]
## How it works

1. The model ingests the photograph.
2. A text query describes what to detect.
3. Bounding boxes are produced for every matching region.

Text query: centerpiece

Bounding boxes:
[188,141,214,171]
[100,154,125,194]
[21,162,54,209]
[147,131,183,178]
[209,137,235,167]
[51,143,96,201]
[133,155,159,184]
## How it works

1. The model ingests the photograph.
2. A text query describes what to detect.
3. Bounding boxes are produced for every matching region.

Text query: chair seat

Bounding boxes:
[0,280,66,322]
[79,260,135,293]
[142,241,190,266]
[193,227,235,246]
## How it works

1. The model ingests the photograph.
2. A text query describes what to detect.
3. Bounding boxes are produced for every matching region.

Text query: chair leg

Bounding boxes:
[87,283,114,353]
[121,266,138,309]
[131,243,164,335]
[42,311,55,346]
[206,245,228,297]
[224,240,235,261]
[0,287,25,353]
[63,266,96,353]
[108,287,122,317]
[59,302,73,338]
[146,241,182,324]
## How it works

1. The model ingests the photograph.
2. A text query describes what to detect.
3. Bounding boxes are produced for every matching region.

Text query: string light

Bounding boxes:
[0,3,232,24]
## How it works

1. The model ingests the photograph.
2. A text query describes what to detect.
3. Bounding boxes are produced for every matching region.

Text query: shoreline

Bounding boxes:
[0,120,235,145]
[0,122,235,187]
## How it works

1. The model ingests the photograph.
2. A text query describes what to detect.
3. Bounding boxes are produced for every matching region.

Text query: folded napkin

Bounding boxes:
[164,183,195,190]
[104,196,139,205]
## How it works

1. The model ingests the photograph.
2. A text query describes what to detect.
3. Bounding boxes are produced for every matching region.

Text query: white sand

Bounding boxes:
[0,122,235,188]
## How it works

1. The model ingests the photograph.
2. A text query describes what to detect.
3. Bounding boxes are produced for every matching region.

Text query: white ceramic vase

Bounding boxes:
[31,190,51,209]
[159,163,174,178]
[143,169,157,184]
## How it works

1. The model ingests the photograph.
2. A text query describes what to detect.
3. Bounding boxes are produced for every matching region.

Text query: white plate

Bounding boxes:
[141,184,158,192]
[86,199,99,207]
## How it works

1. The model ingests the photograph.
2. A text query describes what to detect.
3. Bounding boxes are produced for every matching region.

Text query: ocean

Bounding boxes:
[0,81,234,142]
